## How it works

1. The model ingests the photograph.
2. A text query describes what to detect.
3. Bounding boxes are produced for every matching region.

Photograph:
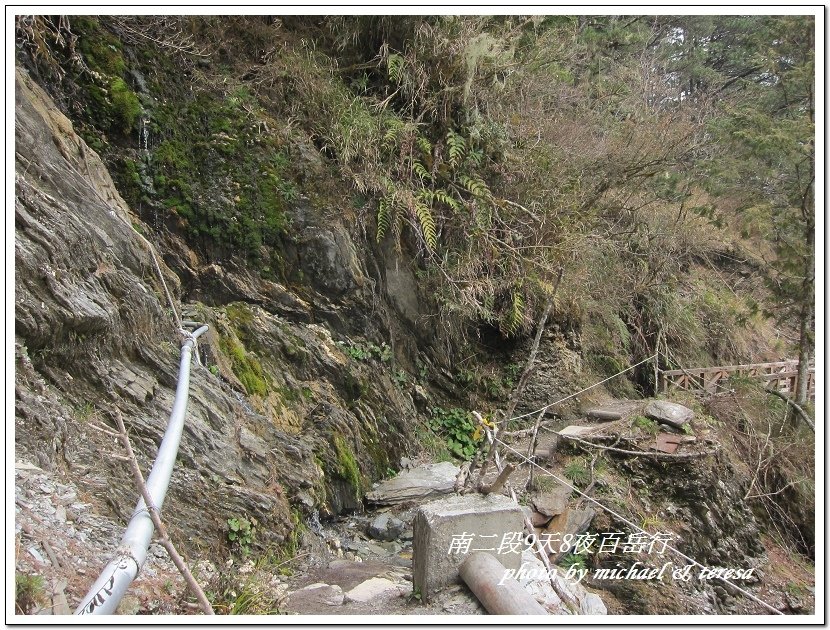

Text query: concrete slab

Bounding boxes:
[412,493,524,601]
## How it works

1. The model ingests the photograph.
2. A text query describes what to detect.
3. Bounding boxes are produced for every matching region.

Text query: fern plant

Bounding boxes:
[502,290,526,337]
[447,130,467,166]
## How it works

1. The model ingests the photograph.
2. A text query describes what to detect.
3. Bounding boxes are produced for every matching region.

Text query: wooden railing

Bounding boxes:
[659,360,816,400]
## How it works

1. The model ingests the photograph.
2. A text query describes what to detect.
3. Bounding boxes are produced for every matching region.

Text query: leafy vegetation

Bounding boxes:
[563,458,590,486]
[427,406,481,460]
[633,415,660,435]
[15,573,45,614]
[227,516,256,556]
[16,15,813,383]
[337,340,392,363]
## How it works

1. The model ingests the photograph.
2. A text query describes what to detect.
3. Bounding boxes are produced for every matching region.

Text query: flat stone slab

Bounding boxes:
[316,559,398,591]
[644,400,694,429]
[366,462,460,505]
[344,577,403,603]
[413,493,524,601]
[286,583,344,608]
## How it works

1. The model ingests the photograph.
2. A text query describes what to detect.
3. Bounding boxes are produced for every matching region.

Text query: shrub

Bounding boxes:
[15,573,45,614]
[563,458,590,486]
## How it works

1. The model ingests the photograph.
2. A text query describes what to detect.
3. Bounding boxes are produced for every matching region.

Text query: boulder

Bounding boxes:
[644,400,694,429]
[366,462,460,505]
[367,513,406,542]
[585,409,623,422]
[542,507,596,556]
[532,484,572,518]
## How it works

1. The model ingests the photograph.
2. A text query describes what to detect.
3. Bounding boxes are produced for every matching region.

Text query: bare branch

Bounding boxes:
[112,409,215,615]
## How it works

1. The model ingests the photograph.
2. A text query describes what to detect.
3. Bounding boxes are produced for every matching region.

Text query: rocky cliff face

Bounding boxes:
[14,64,423,570]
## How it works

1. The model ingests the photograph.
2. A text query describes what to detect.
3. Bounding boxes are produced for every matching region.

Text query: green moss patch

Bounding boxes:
[218,335,268,397]
[334,435,362,498]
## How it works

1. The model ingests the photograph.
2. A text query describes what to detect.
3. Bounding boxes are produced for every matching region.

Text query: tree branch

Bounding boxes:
[478,463,515,495]
[763,388,814,431]
[112,409,215,615]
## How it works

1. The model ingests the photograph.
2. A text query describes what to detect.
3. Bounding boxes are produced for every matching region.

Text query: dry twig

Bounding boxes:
[112,410,214,615]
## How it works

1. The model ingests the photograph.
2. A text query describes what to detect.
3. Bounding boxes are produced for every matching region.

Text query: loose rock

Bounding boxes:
[532,484,572,518]
[367,513,406,542]
[644,400,694,429]
[366,462,460,505]
[344,577,403,603]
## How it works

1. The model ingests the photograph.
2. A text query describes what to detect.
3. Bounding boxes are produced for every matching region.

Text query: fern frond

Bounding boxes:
[447,130,466,166]
[459,174,492,199]
[466,148,484,167]
[416,135,433,157]
[433,189,461,211]
[382,118,405,149]
[413,199,438,251]
[387,53,405,84]
[416,189,435,204]
[380,175,396,195]
[413,160,432,181]
[502,290,526,337]
[377,196,392,242]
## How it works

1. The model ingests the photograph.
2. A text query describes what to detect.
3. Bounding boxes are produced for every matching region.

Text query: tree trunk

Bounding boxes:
[794,300,812,407]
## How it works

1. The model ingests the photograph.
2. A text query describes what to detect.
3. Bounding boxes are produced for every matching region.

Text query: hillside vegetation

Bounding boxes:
[17,15,814,377]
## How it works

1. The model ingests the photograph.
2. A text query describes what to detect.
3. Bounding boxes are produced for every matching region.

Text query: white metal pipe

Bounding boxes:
[459,552,548,615]
[75,325,208,615]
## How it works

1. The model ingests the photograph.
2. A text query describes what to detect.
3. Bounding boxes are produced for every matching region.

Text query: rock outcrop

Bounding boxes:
[14,64,420,608]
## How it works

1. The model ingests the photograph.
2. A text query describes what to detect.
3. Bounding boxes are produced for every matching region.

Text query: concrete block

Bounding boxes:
[413,493,524,601]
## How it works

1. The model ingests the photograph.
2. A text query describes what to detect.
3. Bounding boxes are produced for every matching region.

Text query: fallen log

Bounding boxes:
[764,388,815,432]
[560,434,716,462]
[586,409,623,422]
